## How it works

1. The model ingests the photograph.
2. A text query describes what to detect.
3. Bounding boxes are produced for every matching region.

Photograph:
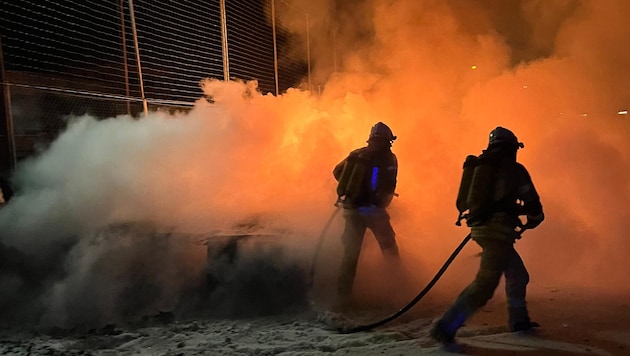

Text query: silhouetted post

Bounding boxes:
[306,13,311,92]
[119,0,132,115]
[0,34,16,174]
[128,0,148,117]
[271,0,279,95]
[220,0,230,81]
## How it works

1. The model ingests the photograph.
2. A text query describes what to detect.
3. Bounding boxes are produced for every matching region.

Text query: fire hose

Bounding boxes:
[339,225,529,333]
[308,204,498,333]
[337,232,472,333]
[307,202,342,289]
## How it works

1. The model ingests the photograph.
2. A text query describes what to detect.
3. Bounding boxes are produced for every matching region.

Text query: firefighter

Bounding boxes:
[332,122,399,308]
[431,126,545,344]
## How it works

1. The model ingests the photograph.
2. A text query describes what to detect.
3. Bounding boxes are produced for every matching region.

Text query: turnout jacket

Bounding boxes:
[472,149,544,242]
[333,144,397,209]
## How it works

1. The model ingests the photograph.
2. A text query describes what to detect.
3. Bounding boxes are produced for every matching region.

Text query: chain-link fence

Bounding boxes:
[0,0,307,171]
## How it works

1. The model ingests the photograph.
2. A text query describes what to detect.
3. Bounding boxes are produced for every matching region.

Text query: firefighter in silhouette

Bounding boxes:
[332,122,399,308]
[431,126,545,345]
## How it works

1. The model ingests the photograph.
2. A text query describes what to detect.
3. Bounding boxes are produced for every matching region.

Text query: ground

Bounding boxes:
[0,286,628,355]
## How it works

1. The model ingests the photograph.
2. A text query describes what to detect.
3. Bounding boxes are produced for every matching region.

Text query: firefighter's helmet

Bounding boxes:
[488,126,524,149]
[369,122,397,142]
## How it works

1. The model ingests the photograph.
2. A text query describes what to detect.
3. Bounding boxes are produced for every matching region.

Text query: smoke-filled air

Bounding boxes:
[0,0,629,329]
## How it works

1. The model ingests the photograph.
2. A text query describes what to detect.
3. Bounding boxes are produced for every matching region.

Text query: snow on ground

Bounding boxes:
[1,286,629,355]
[0,218,629,355]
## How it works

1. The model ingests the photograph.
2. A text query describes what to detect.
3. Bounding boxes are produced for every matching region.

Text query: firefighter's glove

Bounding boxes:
[523,213,544,230]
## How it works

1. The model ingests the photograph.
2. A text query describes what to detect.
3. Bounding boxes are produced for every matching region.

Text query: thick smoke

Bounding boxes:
[273,0,630,299]
[1,0,629,327]
[0,81,335,327]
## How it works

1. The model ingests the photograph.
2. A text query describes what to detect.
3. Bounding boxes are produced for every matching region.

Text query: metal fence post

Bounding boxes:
[0,34,17,174]
[306,13,311,92]
[220,0,230,81]
[119,0,132,116]
[128,0,148,117]
[271,0,279,96]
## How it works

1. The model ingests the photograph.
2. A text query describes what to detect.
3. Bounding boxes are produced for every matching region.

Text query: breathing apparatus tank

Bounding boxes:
[336,154,369,205]
[337,122,397,207]
[456,127,525,226]
[455,154,501,226]
[456,155,479,216]
[466,160,500,226]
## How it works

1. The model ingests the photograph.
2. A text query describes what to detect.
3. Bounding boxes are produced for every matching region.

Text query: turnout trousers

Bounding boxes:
[435,237,531,335]
[337,206,398,298]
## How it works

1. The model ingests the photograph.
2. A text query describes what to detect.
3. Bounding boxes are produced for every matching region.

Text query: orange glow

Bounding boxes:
[1,1,629,321]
